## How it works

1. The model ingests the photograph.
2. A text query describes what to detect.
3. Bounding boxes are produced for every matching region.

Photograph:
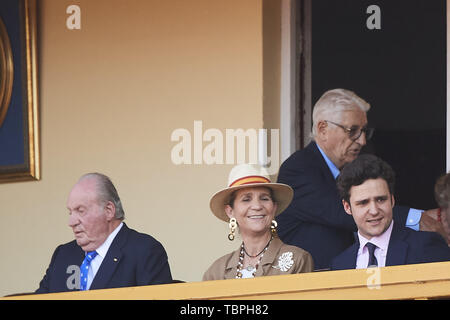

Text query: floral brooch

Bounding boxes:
[272,252,294,272]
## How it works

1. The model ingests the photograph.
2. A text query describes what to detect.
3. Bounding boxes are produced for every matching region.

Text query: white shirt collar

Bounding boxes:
[94,222,123,258]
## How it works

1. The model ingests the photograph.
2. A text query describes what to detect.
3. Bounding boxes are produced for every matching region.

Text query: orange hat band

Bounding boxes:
[229,175,271,188]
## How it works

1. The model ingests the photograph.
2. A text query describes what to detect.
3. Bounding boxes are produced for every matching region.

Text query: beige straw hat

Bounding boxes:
[209,163,294,222]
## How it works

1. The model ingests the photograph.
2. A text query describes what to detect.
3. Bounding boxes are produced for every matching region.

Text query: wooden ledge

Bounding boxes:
[3,261,450,300]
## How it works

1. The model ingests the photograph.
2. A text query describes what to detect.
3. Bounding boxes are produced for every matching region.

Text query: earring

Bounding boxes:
[228,217,237,241]
[271,220,278,236]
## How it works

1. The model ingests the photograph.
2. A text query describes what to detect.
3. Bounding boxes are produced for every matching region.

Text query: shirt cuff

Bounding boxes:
[405,208,422,231]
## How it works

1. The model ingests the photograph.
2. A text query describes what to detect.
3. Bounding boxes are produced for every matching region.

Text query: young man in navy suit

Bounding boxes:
[36,173,173,294]
[331,154,450,270]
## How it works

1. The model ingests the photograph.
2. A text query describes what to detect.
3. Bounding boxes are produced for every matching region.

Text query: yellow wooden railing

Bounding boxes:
[3,261,450,300]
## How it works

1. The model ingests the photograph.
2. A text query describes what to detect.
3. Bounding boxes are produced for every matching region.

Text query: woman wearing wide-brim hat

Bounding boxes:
[203,164,314,280]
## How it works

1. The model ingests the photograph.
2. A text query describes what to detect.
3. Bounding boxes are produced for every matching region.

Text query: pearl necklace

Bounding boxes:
[236,236,273,279]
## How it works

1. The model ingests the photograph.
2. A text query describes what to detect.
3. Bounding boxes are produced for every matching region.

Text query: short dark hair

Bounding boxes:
[336,154,395,203]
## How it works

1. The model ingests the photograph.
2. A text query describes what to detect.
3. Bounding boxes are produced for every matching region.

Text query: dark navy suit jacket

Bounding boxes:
[276,142,409,270]
[331,222,450,270]
[35,223,172,293]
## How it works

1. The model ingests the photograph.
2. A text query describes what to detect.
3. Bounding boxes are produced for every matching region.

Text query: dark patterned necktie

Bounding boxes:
[366,242,378,267]
[80,251,98,290]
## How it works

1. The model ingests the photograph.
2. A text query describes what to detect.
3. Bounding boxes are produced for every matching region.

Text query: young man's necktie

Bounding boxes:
[366,242,378,268]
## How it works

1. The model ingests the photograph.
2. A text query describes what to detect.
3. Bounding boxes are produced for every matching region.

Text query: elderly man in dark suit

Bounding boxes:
[276,89,444,270]
[331,154,450,270]
[36,173,172,294]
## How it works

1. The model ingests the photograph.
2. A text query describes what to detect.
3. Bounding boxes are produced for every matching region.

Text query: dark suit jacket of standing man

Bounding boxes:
[276,142,409,270]
[331,222,450,270]
[36,223,173,293]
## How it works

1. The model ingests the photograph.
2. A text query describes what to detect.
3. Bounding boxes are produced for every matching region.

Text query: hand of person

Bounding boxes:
[420,208,450,245]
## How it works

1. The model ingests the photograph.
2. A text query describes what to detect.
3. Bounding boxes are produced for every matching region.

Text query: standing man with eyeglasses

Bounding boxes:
[276,88,445,270]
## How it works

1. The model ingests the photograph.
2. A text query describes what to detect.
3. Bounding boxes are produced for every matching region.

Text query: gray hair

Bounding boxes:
[311,89,371,139]
[79,172,125,220]
[435,173,450,209]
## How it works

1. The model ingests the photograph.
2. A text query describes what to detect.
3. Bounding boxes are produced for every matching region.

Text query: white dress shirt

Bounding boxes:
[86,222,123,290]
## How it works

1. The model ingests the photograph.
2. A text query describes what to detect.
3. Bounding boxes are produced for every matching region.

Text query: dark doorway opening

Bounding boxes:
[305,0,446,209]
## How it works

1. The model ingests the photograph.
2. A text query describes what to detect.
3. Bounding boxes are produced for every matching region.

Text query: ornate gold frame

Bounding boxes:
[0,0,39,183]
[0,16,13,128]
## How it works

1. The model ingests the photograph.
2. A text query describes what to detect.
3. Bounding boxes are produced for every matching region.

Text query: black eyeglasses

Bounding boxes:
[325,120,374,141]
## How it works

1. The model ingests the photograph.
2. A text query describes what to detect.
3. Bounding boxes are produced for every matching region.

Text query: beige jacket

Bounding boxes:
[202,237,314,281]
